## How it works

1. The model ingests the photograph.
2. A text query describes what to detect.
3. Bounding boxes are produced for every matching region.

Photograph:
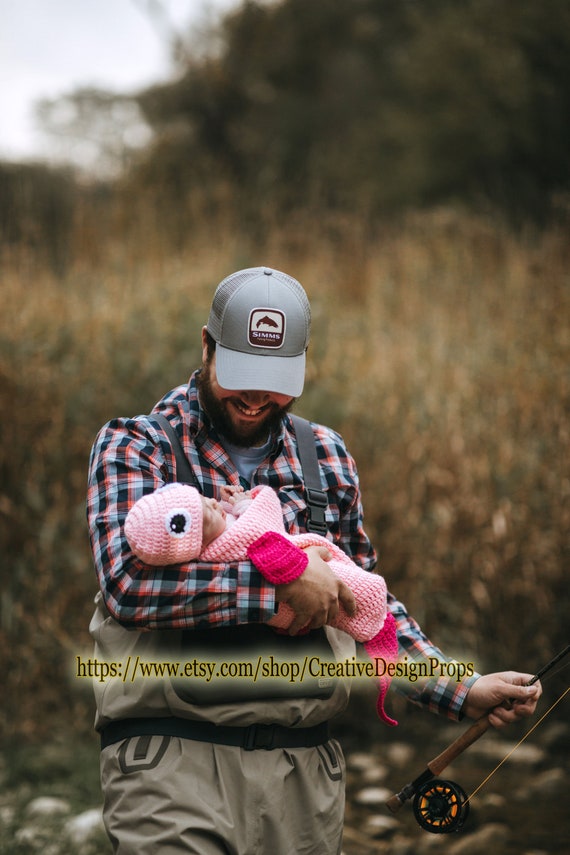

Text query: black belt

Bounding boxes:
[100,716,329,752]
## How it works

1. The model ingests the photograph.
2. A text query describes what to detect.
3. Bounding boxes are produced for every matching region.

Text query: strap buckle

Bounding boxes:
[243,723,276,751]
[306,488,328,535]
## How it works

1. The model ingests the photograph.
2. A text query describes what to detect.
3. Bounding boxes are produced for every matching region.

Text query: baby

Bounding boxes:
[125,482,398,723]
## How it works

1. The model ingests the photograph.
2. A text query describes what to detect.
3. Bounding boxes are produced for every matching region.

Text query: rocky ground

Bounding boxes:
[341,726,568,855]
[1,713,567,854]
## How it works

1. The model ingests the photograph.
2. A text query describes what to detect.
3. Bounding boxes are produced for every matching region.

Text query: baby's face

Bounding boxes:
[201,497,227,547]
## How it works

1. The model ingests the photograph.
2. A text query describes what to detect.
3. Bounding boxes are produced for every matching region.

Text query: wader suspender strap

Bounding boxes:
[290,414,328,535]
[150,412,328,535]
[152,413,199,488]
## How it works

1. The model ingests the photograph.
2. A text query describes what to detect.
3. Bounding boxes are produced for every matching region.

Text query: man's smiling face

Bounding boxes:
[197,330,294,447]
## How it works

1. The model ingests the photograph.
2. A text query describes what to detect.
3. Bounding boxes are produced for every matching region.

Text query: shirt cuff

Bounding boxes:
[403,670,481,721]
[234,560,280,625]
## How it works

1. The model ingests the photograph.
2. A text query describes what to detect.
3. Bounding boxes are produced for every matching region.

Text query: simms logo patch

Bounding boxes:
[248,308,286,349]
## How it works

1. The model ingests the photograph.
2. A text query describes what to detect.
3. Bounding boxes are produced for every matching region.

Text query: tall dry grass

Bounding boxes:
[1,208,568,743]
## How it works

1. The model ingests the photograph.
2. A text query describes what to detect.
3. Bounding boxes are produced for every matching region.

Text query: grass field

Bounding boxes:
[1,207,568,749]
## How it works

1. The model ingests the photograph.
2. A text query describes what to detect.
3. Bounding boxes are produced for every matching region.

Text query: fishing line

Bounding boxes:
[464,685,570,805]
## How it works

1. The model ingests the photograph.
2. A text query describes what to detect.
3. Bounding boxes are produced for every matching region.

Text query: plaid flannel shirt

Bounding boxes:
[87,370,478,719]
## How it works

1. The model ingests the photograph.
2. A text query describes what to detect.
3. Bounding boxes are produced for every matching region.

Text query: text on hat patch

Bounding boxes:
[248,308,286,349]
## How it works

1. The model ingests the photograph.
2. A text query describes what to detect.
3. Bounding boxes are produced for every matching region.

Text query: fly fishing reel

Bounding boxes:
[412,778,470,833]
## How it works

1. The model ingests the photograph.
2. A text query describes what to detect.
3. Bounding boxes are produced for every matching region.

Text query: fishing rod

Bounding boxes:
[385,644,570,834]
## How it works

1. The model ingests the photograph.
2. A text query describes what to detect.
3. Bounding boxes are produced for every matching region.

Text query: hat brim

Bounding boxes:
[215,344,305,398]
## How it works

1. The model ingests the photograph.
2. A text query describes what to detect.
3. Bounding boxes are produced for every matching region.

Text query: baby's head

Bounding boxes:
[200,495,228,547]
[125,483,226,565]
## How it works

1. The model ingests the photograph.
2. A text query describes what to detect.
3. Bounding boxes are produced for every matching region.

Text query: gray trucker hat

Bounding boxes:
[206,267,311,397]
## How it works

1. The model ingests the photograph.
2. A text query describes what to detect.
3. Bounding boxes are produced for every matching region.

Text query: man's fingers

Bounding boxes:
[287,614,310,636]
[338,580,356,617]
[488,678,542,726]
[288,606,327,636]
[510,682,541,701]
[488,708,512,728]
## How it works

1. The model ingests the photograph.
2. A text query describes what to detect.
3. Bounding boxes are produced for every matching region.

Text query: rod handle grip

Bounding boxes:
[427,715,490,776]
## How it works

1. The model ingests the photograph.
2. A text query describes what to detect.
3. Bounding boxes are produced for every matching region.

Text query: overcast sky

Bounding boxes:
[1,0,238,161]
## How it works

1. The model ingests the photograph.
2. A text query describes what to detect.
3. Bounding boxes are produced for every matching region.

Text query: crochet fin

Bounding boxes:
[363,611,399,726]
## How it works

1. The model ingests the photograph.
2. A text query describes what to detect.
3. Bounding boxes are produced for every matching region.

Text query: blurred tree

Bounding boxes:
[36,87,152,179]
[377,0,570,221]
[31,0,570,229]
[130,0,570,224]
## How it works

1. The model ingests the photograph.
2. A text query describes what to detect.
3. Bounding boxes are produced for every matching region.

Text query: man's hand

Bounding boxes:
[274,546,356,635]
[463,671,542,727]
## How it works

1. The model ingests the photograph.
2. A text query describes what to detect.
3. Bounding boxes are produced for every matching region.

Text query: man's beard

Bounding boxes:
[197,367,294,447]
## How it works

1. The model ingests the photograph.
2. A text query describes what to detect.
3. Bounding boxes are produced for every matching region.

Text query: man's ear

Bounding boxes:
[201,326,209,362]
